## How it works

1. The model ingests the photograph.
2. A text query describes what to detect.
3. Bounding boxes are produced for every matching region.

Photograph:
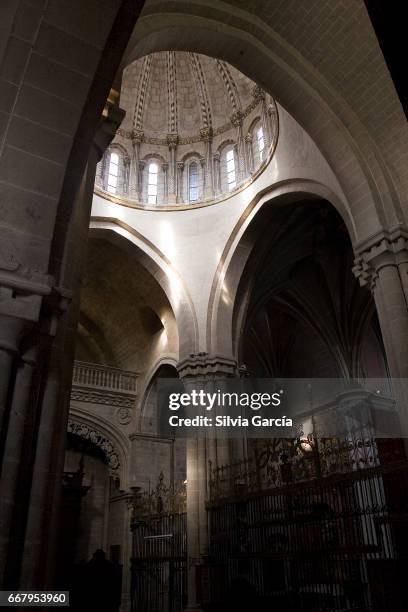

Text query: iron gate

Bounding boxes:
[131,512,187,612]
[205,438,408,611]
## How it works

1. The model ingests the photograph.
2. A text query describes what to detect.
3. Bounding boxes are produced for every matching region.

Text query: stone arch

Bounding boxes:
[118,3,406,239]
[99,143,131,196]
[141,154,167,204]
[89,219,198,359]
[208,180,357,359]
[138,358,179,434]
[141,152,167,165]
[217,138,237,155]
[67,413,129,490]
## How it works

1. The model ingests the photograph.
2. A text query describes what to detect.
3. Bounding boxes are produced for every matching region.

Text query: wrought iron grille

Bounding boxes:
[205,438,408,611]
[130,475,187,612]
[131,513,187,612]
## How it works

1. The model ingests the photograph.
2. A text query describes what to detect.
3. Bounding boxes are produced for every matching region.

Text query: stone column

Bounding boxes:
[0,290,70,588]
[18,94,125,591]
[95,154,104,189]
[0,315,25,434]
[130,130,143,199]
[353,228,408,431]
[0,269,52,447]
[177,353,237,611]
[138,160,146,203]
[212,152,221,196]
[162,162,169,203]
[123,154,130,196]
[231,110,246,182]
[167,134,178,204]
[199,156,206,199]
[177,161,184,204]
[245,133,254,174]
[200,128,214,199]
[253,86,271,151]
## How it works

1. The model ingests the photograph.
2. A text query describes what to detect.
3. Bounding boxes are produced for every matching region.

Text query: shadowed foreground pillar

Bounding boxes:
[177,354,237,611]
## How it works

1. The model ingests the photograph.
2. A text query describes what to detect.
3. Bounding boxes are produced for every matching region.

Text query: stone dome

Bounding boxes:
[95,51,278,208]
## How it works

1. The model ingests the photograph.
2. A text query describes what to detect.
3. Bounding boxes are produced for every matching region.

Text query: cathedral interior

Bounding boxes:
[0,1,407,611]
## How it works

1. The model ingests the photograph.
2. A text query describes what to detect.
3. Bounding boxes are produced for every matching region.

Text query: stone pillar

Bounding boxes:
[162,162,169,203]
[138,160,146,203]
[177,353,237,611]
[200,128,214,199]
[177,161,184,204]
[212,152,221,196]
[245,133,254,174]
[130,130,143,199]
[0,268,52,447]
[17,94,125,591]
[123,154,130,196]
[353,228,408,431]
[199,156,206,199]
[230,110,246,182]
[253,86,271,152]
[1,290,70,588]
[167,134,178,204]
[95,154,104,188]
[0,315,25,434]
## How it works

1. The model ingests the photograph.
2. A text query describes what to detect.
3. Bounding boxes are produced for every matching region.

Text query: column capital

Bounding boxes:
[177,161,184,171]
[252,85,265,102]
[199,127,213,142]
[131,129,144,145]
[230,110,244,127]
[166,133,179,149]
[177,353,238,379]
[212,151,220,163]
[352,227,408,288]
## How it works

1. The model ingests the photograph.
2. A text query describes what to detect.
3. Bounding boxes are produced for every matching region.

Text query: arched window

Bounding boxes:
[147,162,159,205]
[257,126,265,160]
[188,162,199,202]
[226,148,236,191]
[107,151,119,194]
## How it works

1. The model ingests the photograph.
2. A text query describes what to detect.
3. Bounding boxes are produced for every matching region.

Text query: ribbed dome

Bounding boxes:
[119,51,259,141]
[96,52,278,208]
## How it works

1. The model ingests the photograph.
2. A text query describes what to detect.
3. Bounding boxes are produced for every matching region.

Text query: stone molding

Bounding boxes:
[70,388,136,409]
[177,352,238,379]
[115,96,269,145]
[353,227,408,289]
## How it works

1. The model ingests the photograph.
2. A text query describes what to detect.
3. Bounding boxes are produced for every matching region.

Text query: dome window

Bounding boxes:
[257,126,265,160]
[147,162,159,205]
[107,152,119,194]
[189,162,199,203]
[226,148,237,191]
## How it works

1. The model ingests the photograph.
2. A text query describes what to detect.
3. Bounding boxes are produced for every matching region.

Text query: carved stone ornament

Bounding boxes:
[230,110,244,127]
[199,126,213,142]
[166,133,179,149]
[116,406,132,425]
[67,419,120,473]
[252,85,265,101]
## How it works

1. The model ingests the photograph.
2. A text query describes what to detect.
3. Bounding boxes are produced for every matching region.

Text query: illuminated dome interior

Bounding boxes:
[95,51,278,208]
